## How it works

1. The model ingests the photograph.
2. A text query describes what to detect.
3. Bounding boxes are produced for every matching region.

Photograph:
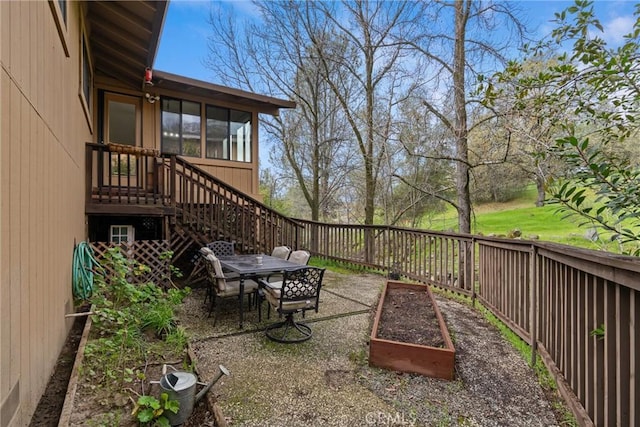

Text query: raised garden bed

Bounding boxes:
[55,310,222,427]
[369,280,455,380]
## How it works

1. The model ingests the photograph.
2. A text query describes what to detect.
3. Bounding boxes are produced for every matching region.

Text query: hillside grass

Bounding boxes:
[420,186,607,251]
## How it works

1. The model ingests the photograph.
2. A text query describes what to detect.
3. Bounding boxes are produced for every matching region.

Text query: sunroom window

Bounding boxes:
[160,97,252,162]
[206,106,252,162]
[161,98,201,157]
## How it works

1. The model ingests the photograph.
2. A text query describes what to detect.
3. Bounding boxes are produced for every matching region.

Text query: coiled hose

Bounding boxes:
[72,241,102,300]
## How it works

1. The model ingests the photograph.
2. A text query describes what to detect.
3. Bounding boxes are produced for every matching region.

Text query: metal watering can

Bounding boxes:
[157,364,230,426]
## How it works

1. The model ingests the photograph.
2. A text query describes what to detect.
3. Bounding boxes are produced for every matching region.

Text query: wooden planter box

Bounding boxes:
[369,280,456,380]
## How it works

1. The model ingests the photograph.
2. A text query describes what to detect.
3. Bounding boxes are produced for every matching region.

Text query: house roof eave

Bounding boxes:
[151,70,297,115]
[87,0,168,90]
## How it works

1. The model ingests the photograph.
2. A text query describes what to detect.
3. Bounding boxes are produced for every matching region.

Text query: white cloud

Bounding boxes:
[602,15,635,45]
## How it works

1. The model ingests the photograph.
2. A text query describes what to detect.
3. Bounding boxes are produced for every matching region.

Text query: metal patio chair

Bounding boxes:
[187,241,236,284]
[206,240,235,256]
[258,266,325,343]
[271,245,291,260]
[203,254,258,325]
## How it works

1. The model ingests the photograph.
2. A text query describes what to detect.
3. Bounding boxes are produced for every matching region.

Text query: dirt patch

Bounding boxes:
[30,314,217,426]
[29,315,86,427]
[376,287,444,347]
[66,348,216,426]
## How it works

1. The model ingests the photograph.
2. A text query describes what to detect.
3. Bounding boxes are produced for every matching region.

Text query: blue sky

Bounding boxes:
[154,0,638,84]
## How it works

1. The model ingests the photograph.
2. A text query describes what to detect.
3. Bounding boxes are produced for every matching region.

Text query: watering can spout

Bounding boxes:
[195,365,230,403]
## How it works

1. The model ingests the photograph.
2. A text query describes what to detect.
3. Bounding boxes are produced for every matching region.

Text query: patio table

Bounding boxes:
[217,254,302,328]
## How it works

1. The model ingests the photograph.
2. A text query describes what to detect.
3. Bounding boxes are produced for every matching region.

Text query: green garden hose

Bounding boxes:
[72,241,102,300]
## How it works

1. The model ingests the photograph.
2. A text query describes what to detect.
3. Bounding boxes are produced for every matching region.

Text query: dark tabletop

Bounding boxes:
[217,254,302,275]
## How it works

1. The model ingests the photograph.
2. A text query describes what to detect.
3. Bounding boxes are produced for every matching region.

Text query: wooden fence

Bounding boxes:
[294,219,639,427]
[90,240,172,287]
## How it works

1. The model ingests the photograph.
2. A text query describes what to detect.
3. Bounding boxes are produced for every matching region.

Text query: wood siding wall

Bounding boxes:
[1,2,89,426]
[190,161,257,199]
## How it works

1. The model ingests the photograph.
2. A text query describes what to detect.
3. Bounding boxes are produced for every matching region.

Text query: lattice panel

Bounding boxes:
[90,240,172,287]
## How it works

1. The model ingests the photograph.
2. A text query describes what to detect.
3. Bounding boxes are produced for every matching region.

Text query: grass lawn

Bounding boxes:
[420,186,607,250]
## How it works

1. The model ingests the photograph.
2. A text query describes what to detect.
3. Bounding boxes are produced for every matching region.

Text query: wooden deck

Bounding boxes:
[87,185,173,215]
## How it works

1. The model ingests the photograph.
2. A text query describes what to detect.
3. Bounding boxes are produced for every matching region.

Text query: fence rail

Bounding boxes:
[166,156,302,254]
[293,218,639,427]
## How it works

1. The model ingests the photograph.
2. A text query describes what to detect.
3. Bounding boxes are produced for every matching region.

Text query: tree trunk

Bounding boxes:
[535,175,545,207]
[454,0,471,234]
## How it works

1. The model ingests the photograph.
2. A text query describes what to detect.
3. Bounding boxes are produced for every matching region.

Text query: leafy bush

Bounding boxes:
[85,247,190,392]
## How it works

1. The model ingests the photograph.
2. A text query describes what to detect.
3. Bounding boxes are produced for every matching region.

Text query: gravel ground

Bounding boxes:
[177,270,561,427]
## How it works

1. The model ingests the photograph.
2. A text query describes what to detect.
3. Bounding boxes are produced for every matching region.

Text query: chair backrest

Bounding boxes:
[279,266,325,312]
[288,250,310,265]
[204,254,227,291]
[200,247,214,256]
[271,246,291,260]
[206,241,235,257]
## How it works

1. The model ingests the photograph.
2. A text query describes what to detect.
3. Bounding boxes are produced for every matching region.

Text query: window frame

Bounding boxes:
[205,105,252,162]
[109,225,135,244]
[104,93,141,147]
[48,0,70,57]
[79,21,94,131]
[160,97,254,163]
[205,105,230,160]
[161,97,203,158]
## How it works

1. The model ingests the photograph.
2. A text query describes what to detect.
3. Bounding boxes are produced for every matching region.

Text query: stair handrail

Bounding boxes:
[169,156,301,228]
[163,155,302,254]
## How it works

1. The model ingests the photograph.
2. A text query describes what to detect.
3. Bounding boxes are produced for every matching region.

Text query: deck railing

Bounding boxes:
[86,143,302,256]
[294,218,639,427]
[164,156,302,254]
[85,143,168,206]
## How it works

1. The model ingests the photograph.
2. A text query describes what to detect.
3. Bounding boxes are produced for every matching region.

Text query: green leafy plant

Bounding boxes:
[132,393,180,427]
[160,250,184,283]
[482,0,640,255]
[165,326,189,351]
[590,323,605,340]
[141,302,176,338]
[82,246,191,422]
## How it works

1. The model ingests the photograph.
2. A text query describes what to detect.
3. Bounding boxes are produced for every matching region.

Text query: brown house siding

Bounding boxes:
[95,81,263,198]
[1,2,89,425]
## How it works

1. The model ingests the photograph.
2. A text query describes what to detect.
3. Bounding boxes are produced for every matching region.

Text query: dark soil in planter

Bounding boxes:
[28,313,217,426]
[29,314,87,427]
[376,287,445,348]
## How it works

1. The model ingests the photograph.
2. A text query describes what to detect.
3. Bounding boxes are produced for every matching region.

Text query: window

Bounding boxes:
[79,26,93,129]
[105,94,140,146]
[206,106,252,162]
[205,106,228,159]
[161,98,201,157]
[49,0,69,57]
[104,93,141,176]
[161,98,252,162]
[110,225,134,244]
[231,110,252,162]
[58,0,67,24]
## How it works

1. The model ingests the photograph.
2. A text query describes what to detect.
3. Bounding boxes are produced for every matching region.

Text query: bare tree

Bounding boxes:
[479,56,573,206]
[298,0,419,227]
[404,0,526,233]
[204,1,354,221]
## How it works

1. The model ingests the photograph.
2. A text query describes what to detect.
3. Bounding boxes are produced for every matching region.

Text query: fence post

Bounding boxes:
[471,238,477,307]
[169,155,177,213]
[529,244,538,367]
